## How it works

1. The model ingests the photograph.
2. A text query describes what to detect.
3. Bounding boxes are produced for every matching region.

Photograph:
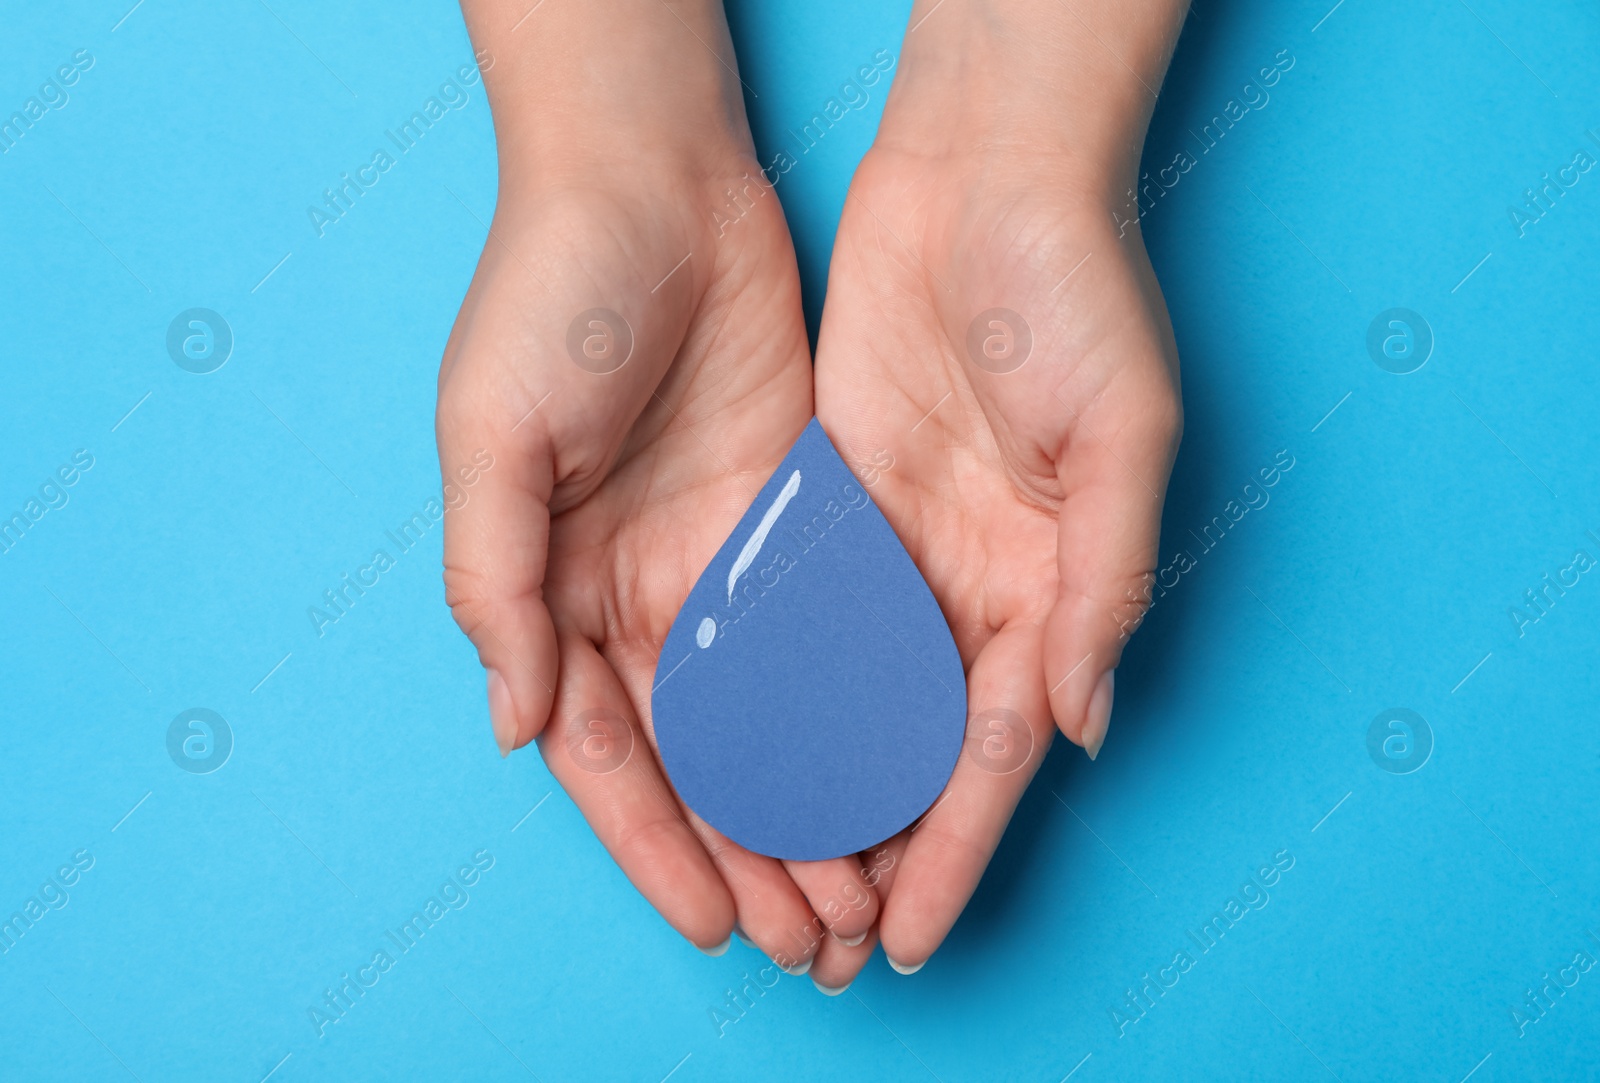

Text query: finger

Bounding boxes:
[782,855,881,946]
[539,632,734,950]
[682,816,824,975]
[808,923,880,996]
[806,834,908,994]
[878,621,1053,973]
[437,366,560,756]
[859,833,910,901]
[1044,362,1180,759]
[601,645,825,975]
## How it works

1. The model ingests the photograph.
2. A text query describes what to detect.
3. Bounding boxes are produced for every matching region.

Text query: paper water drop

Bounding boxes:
[652,418,966,861]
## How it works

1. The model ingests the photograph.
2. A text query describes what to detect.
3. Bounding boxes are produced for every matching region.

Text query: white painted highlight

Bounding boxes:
[727,469,801,603]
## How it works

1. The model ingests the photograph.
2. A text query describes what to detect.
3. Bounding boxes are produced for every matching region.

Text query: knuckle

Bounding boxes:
[1112,570,1158,641]
[696,827,738,867]
[916,816,991,880]
[441,562,494,638]
[434,373,479,437]
[611,815,682,868]
[1141,381,1183,449]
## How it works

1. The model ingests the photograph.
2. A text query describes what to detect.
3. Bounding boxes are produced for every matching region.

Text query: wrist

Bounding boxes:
[461,0,754,191]
[875,0,1188,197]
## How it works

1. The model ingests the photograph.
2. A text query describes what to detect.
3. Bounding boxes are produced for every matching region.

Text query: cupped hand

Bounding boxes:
[435,149,883,979]
[815,138,1183,972]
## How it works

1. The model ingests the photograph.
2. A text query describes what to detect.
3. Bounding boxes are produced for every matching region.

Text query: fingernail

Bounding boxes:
[733,924,756,949]
[1083,669,1115,761]
[834,931,867,947]
[812,978,851,996]
[887,957,925,975]
[698,936,731,957]
[486,668,517,758]
[779,955,813,977]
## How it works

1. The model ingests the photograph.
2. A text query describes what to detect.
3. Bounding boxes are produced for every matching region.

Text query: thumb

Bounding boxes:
[1043,381,1179,760]
[437,375,560,756]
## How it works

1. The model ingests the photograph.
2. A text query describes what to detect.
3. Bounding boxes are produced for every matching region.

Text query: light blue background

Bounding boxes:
[2,1,1598,1079]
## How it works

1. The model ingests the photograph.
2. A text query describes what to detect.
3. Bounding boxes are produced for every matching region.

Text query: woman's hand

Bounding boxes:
[816,0,1189,974]
[437,0,881,981]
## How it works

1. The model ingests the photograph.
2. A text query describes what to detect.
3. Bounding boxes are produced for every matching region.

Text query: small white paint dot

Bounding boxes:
[695,617,716,649]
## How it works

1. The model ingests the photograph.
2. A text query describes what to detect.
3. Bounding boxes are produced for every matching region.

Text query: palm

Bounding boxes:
[815,145,1181,964]
[537,198,814,729]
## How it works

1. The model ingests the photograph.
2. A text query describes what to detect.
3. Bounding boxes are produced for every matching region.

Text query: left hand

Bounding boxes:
[814,0,1188,974]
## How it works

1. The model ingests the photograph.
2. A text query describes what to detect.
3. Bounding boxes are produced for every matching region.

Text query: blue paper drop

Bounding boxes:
[652,418,966,861]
